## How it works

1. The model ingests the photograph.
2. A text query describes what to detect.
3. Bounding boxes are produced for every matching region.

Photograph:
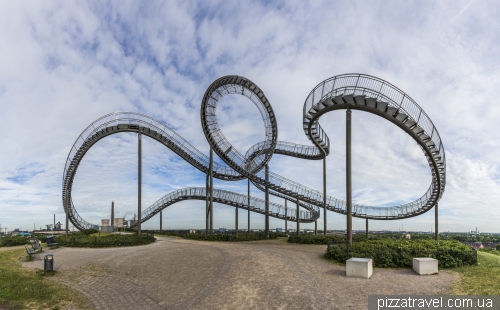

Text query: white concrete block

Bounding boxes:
[413,257,438,275]
[346,258,373,279]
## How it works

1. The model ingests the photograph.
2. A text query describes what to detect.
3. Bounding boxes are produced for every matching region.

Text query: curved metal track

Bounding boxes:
[63,74,446,230]
[129,187,315,228]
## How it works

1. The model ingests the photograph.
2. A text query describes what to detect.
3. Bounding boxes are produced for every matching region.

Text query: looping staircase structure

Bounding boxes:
[62,74,446,231]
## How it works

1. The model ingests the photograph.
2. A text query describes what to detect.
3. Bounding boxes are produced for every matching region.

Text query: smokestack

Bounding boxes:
[111,201,115,226]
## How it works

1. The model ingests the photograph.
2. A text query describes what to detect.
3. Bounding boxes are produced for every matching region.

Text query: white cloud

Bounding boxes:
[0,0,499,233]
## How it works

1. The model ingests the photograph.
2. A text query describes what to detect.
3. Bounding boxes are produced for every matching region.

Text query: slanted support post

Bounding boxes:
[138,131,142,236]
[346,108,352,247]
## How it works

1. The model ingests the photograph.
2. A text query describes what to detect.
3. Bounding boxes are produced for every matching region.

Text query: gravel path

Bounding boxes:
[21,237,458,310]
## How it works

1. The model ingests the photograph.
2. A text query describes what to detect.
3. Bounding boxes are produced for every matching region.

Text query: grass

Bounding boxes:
[0,248,92,310]
[452,251,500,295]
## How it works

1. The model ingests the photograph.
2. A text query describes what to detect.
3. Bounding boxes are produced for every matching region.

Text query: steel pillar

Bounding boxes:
[435,203,439,242]
[206,166,209,235]
[366,219,368,240]
[265,164,269,238]
[296,198,300,236]
[160,210,163,234]
[315,220,317,235]
[247,178,250,234]
[65,204,69,237]
[323,157,327,235]
[209,148,214,235]
[138,132,142,236]
[235,204,238,237]
[346,108,352,247]
[285,200,287,234]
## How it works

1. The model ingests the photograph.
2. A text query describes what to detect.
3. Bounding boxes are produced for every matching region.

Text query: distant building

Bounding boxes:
[402,234,411,239]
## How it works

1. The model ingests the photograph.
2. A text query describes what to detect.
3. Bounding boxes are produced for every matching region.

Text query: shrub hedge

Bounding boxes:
[158,231,278,241]
[324,239,477,268]
[480,247,500,256]
[46,233,155,248]
[288,234,376,244]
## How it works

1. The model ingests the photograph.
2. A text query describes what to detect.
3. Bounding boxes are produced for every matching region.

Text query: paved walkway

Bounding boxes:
[21,237,458,310]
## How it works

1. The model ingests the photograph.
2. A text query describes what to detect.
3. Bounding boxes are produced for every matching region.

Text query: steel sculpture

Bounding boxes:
[62,74,446,232]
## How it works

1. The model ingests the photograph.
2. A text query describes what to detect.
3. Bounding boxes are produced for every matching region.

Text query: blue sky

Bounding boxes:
[1,0,499,233]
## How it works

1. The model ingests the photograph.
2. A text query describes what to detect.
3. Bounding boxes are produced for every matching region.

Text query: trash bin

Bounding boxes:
[44,254,54,272]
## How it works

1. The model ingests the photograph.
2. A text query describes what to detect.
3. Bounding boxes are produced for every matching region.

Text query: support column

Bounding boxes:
[247,178,250,234]
[160,211,163,234]
[285,200,288,234]
[235,204,238,237]
[315,221,317,235]
[435,203,439,242]
[296,198,300,236]
[265,164,269,238]
[366,219,368,240]
[323,157,327,235]
[209,148,214,235]
[65,203,69,237]
[206,167,209,235]
[346,108,352,247]
[138,132,142,236]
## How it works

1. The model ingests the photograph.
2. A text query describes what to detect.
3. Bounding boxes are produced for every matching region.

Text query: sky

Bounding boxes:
[1,0,499,233]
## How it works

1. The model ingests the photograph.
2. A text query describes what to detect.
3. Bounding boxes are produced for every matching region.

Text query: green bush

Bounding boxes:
[54,233,155,248]
[479,248,500,256]
[158,231,277,242]
[497,244,500,251]
[324,239,477,268]
[0,236,30,247]
[82,228,99,235]
[288,234,378,244]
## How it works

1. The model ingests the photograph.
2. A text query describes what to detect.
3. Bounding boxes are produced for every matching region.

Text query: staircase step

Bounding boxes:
[412,126,424,135]
[404,120,416,128]
[322,98,334,106]
[395,112,408,122]
[376,101,388,111]
[354,95,366,105]
[333,95,344,105]
[344,95,355,104]
[366,98,377,108]
[386,106,398,116]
